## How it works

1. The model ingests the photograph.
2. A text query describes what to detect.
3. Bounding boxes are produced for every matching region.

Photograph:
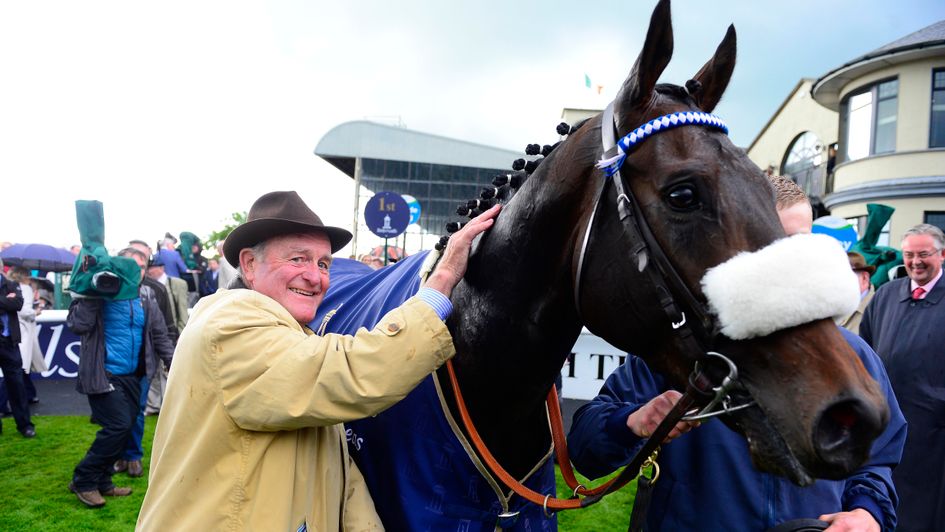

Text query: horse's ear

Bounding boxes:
[616,0,673,113]
[690,24,736,113]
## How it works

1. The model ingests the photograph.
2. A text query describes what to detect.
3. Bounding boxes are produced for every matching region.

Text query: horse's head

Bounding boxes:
[575,0,888,485]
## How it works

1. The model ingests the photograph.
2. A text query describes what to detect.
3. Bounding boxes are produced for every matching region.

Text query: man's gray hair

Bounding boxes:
[901,224,945,250]
[118,247,148,262]
[236,241,268,278]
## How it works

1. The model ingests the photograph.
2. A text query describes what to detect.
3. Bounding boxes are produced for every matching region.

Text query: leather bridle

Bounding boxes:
[444,100,753,516]
[574,101,723,354]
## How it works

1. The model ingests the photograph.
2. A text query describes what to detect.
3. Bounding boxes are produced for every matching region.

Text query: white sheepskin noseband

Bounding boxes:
[700,233,859,340]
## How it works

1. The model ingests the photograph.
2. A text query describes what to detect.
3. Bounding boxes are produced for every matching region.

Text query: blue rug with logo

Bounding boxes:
[311,251,556,531]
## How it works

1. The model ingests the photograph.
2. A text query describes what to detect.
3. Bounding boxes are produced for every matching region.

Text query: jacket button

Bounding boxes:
[387,323,400,333]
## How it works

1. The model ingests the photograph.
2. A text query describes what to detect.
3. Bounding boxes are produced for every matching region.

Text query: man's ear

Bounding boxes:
[239,248,256,286]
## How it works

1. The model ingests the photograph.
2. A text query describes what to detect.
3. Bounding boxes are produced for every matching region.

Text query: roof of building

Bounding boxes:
[314,121,521,178]
[812,20,945,110]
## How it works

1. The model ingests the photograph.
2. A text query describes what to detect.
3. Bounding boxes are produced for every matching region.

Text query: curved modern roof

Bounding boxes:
[812,20,945,110]
[314,121,522,178]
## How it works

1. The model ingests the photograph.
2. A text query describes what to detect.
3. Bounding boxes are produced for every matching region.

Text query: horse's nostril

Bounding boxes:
[813,399,881,476]
[828,403,857,431]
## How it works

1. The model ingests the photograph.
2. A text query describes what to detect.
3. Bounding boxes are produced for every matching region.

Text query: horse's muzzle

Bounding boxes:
[811,396,888,479]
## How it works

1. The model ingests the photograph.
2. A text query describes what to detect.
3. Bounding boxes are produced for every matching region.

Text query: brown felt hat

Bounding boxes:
[847,252,876,275]
[223,191,352,268]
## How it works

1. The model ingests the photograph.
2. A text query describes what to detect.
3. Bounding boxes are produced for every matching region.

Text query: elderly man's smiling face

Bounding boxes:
[241,232,332,324]
[902,233,945,286]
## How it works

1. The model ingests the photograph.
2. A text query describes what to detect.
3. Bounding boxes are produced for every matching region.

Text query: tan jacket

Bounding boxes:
[166,275,190,333]
[838,286,874,333]
[137,288,455,531]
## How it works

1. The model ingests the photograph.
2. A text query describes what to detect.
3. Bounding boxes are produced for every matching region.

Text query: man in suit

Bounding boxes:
[860,223,945,531]
[0,261,35,437]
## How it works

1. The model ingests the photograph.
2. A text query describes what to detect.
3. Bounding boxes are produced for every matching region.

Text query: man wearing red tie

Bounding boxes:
[860,223,945,532]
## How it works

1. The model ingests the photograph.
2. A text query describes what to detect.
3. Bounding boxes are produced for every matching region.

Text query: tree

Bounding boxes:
[205,211,247,255]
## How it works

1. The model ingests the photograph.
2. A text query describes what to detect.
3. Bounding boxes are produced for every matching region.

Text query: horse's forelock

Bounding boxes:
[653,83,692,102]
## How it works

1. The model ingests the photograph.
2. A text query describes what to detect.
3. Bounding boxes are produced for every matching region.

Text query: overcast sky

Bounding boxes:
[1,0,942,255]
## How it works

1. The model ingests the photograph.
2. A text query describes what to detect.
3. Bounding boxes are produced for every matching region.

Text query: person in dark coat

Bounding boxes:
[567,331,905,531]
[67,248,175,508]
[0,264,34,437]
[860,223,945,532]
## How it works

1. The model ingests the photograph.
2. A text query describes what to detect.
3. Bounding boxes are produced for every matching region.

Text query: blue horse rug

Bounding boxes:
[311,251,557,531]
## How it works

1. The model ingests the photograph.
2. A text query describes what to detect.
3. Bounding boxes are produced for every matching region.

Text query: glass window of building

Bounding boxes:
[781,131,824,197]
[932,69,945,148]
[926,211,945,233]
[839,78,898,162]
[847,216,890,247]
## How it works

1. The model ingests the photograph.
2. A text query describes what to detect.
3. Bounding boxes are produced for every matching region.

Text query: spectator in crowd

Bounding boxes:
[146,254,189,336]
[190,241,213,299]
[206,258,220,294]
[9,267,45,403]
[137,191,499,531]
[0,260,35,438]
[143,253,188,416]
[838,252,876,332]
[128,241,178,345]
[769,174,813,236]
[860,223,945,531]
[567,176,906,531]
[156,233,188,280]
[215,242,237,290]
[66,247,174,508]
[69,244,81,255]
[29,277,54,312]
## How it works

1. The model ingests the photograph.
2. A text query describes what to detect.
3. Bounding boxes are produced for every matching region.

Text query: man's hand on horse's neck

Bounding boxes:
[424,204,501,298]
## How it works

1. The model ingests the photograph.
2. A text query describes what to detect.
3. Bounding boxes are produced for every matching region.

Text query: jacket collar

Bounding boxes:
[898,274,945,304]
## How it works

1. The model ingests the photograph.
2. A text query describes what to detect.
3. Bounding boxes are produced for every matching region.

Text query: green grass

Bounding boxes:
[555,466,636,531]
[0,416,636,531]
[0,415,156,532]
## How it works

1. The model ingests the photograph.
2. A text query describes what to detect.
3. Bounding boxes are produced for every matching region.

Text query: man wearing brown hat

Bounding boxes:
[838,251,876,332]
[137,191,500,531]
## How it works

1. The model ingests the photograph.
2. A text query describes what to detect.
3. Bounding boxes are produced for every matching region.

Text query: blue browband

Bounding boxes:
[596,111,729,176]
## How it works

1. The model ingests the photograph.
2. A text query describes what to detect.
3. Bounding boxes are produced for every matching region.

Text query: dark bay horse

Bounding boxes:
[316,0,889,529]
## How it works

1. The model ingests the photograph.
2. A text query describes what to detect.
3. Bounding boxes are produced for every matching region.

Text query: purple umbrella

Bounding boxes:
[0,243,77,272]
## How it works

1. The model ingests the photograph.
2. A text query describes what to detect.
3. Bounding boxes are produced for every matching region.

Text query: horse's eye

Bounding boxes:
[666,185,699,211]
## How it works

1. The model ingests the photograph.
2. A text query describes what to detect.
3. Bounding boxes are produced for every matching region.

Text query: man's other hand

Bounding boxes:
[627,390,700,442]
[818,509,880,532]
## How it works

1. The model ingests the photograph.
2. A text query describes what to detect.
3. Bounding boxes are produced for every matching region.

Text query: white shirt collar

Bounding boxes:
[911,268,943,295]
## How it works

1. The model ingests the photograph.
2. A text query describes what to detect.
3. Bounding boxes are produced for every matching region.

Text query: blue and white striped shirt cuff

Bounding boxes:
[417,287,453,321]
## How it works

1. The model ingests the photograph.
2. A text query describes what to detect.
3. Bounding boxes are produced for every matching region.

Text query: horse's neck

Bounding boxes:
[440,133,602,476]
[450,138,599,394]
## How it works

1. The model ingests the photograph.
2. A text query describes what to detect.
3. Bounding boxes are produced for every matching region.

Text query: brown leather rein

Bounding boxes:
[444,358,717,512]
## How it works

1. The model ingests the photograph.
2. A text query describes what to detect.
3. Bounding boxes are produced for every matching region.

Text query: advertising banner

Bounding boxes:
[23,313,631,398]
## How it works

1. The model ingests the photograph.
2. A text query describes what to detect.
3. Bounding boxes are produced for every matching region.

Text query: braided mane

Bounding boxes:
[435,119,590,249]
